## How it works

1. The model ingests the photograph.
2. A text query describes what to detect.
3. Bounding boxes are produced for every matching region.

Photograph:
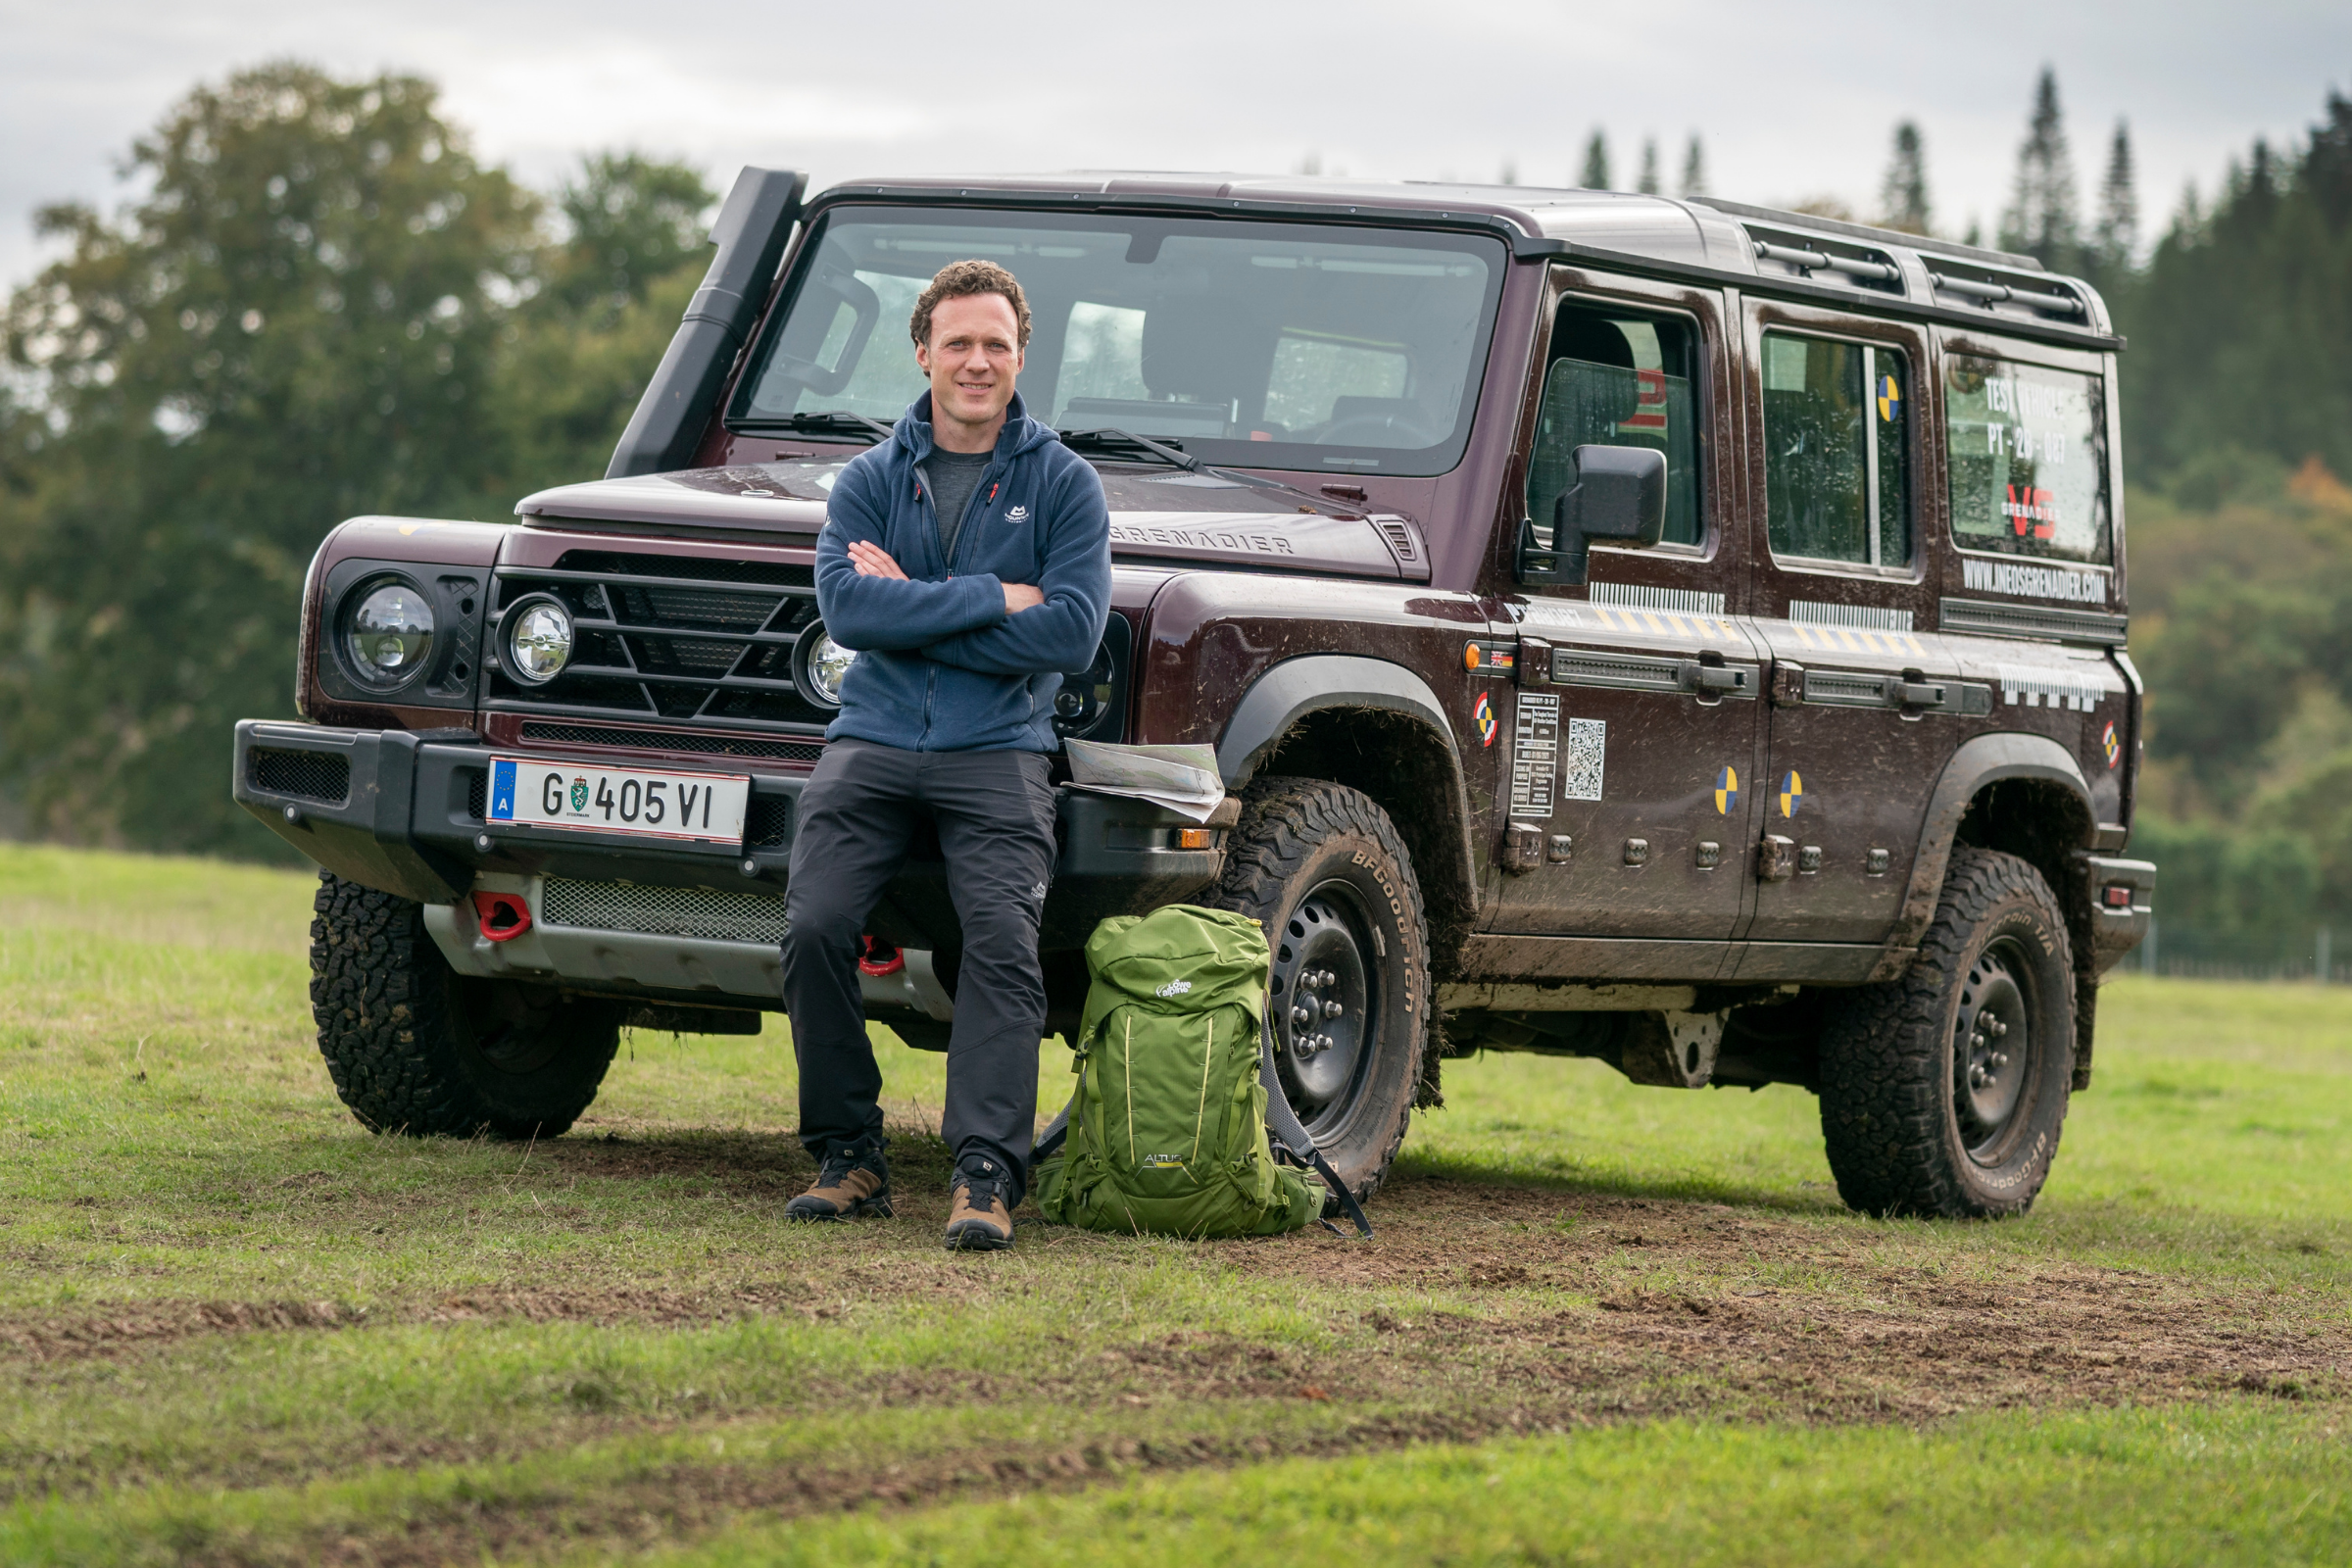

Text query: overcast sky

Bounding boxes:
[3,0,2346,290]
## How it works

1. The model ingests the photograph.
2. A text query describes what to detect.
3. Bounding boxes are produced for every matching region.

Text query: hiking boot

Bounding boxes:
[944,1155,1015,1251]
[785,1145,892,1221]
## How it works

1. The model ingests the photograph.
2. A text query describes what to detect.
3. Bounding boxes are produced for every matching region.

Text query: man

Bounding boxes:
[779,259,1112,1250]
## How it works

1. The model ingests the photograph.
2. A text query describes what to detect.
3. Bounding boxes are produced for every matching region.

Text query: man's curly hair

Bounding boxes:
[909,259,1032,350]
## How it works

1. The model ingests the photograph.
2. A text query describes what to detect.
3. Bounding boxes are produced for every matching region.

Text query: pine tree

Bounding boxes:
[1877,122,1932,233]
[1637,139,1661,194]
[2092,120,2138,271]
[1681,135,1707,198]
[1580,131,1611,191]
[1999,67,2081,270]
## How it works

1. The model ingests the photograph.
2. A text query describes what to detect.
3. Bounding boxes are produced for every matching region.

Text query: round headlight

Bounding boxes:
[793,624,857,710]
[343,581,435,688]
[503,595,573,686]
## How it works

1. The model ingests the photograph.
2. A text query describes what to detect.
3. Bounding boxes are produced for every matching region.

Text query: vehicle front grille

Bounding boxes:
[745,796,792,849]
[517,720,824,763]
[540,876,790,944]
[249,747,351,805]
[487,550,832,736]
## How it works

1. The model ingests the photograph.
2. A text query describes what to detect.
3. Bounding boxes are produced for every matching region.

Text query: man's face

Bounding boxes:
[915,292,1023,429]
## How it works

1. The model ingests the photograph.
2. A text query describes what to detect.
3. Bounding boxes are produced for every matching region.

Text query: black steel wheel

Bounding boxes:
[310,872,622,1139]
[1211,776,1431,1200]
[1818,845,2075,1217]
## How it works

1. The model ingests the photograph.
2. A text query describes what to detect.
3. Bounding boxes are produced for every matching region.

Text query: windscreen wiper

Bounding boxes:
[745,411,899,444]
[1056,426,1202,471]
[1058,426,1351,514]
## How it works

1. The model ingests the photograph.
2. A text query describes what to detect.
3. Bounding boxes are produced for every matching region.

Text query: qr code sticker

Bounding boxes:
[1563,717,1605,802]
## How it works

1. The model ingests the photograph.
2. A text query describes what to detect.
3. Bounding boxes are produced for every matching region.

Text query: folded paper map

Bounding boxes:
[1062,739,1226,822]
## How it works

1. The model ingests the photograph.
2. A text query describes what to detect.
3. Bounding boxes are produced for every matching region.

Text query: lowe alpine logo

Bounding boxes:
[1154,979,1193,999]
[1005,505,1030,523]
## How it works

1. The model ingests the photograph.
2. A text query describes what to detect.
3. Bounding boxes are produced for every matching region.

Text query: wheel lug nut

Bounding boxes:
[1324,1000,1344,1018]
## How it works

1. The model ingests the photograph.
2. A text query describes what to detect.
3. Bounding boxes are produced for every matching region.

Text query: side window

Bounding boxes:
[1945,355,2110,564]
[1761,331,1911,566]
[1526,306,1702,548]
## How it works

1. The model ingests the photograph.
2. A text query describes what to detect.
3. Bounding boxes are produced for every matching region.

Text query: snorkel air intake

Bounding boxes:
[606,166,808,479]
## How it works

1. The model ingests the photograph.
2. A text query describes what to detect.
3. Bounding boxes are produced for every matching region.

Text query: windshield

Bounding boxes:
[730,206,1506,476]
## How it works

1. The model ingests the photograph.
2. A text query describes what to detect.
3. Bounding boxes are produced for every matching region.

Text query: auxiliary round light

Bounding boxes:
[344,581,435,688]
[794,624,857,710]
[503,594,574,686]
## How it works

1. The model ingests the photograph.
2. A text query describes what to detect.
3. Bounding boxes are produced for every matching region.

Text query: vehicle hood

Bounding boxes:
[514,458,1429,582]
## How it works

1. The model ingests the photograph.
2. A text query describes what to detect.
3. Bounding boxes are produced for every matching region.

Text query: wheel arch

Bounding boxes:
[1880,730,2102,1086]
[1216,656,1477,964]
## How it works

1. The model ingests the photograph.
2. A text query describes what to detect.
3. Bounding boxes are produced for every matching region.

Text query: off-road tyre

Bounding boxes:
[1818,845,2075,1218]
[310,872,622,1139]
[1209,776,1432,1201]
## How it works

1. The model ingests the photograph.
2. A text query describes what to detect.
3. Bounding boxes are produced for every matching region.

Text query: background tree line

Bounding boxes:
[0,64,714,856]
[6,60,2352,959]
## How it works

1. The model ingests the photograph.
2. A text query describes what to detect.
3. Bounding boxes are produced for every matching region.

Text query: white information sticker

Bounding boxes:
[485,757,751,844]
[1509,693,1560,818]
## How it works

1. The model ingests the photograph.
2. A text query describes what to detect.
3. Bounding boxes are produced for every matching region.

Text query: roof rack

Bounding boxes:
[1690,196,2042,271]
[1923,258,2089,324]
[1739,220,1905,297]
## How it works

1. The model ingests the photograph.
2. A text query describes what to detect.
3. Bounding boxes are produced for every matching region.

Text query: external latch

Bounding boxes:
[1758,834,1797,882]
[1501,821,1545,873]
[1678,661,1753,697]
[1515,637,1552,688]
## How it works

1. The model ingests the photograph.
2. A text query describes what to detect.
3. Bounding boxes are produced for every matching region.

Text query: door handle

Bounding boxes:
[1681,662,1753,696]
[1773,662,1993,715]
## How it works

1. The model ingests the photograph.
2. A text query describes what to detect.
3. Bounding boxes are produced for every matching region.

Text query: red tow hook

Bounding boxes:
[858,935,906,977]
[471,891,533,943]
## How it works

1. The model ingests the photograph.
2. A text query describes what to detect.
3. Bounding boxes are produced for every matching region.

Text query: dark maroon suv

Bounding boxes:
[234,170,2153,1217]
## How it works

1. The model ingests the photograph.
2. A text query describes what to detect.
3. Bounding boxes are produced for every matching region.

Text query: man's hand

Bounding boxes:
[847,541,907,579]
[1003,582,1045,613]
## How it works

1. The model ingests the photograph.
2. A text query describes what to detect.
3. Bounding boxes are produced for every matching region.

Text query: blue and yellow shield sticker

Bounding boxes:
[1779,770,1804,818]
[1877,374,1901,422]
[1712,764,1740,814]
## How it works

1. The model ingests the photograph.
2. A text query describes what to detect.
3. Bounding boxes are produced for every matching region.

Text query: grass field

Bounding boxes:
[1,841,2346,1566]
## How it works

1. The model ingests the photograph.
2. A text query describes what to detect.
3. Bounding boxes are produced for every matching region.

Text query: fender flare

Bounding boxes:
[1215,655,1476,906]
[1878,731,2094,974]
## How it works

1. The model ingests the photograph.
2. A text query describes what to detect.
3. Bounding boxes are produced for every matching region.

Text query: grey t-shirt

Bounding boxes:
[921,449,995,567]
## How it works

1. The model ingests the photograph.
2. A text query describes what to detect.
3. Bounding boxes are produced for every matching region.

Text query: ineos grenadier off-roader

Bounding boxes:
[234,169,2155,1218]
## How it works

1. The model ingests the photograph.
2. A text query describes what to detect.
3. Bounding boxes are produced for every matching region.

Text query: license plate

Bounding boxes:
[485,758,750,844]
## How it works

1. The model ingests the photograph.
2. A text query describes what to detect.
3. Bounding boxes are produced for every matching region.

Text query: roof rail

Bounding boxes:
[1690,196,2042,271]
[1922,258,2089,324]
[1740,220,1905,297]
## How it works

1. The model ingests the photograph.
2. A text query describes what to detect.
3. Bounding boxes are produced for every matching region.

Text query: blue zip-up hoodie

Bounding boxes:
[816,391,1111,753]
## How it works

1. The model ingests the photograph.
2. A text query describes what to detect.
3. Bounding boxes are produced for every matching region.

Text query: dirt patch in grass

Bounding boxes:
[11,1173,2343,1415]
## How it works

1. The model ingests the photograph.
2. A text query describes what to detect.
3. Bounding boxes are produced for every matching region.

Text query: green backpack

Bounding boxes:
[1035,905,1324,1239]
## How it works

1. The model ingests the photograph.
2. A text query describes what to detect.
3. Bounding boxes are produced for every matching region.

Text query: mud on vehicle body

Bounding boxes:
[236,171,2154,1217]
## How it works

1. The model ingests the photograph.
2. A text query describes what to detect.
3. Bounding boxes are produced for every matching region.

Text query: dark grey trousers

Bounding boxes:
[780,739,1057,1196]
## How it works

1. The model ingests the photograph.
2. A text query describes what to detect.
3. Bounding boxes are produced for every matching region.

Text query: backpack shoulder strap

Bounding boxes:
[1255,1022,1371,1239]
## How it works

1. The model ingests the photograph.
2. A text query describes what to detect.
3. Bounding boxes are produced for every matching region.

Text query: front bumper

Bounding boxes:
[233,720,1231,1006]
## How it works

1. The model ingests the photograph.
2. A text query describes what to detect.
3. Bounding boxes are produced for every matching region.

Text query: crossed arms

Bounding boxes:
[813,465,1111,676]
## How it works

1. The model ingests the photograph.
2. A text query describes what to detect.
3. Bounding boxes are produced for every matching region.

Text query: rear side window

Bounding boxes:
[1945,356,2111,564]
[1761,331,1911,567]
[1525,307,1702,547]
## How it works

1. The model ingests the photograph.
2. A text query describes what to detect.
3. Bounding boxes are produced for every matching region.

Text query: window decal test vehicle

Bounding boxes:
[235,172,2153,1216]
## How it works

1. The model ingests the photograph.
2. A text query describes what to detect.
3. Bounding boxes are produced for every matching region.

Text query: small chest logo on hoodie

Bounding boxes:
[1004,505,1030,523]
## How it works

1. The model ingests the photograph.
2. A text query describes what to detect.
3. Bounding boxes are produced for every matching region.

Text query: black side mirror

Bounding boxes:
[1516,444,1669,586]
